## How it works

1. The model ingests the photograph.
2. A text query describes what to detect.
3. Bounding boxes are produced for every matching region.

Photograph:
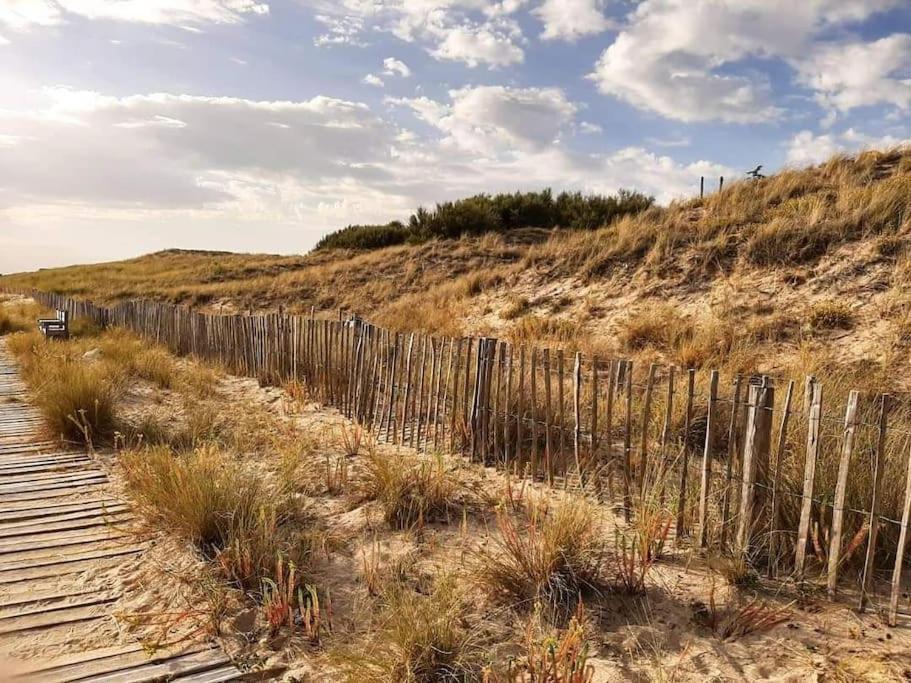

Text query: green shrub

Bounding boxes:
[315,188,654,250]
[315,221,409,250]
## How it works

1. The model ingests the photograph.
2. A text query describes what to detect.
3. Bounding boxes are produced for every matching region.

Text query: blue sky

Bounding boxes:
[1,0,910,272]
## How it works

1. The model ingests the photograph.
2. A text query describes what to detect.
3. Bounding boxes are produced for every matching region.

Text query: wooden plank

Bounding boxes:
[827,390,860,598]
[0,512,131,539]
[86,648,233,683]
[0,601,113,636]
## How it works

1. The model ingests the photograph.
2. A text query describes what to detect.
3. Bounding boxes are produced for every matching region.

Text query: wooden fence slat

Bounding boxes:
[720,376,743,549]
[590,356,599,483]
[676,369,696,538]
[889,437,911,625]
[542,349,553,486]
[860,394,890,611]
[827,389,860,598]
[530,348,538,478]
[623,361,634,523]
[794,378,822,577]
[696,370,719,549]
[767,379,794,577]
[573,352,582,483]
[736,380,774,558]
[638,363,657,490]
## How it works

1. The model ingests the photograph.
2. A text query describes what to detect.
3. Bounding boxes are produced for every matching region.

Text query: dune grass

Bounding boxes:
[360,451,462,530]
[477,499,604,623]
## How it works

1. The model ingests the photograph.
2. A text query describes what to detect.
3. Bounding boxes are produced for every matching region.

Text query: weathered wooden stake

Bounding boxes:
[860,394,890,611]
[696,370,719,548]
[735,380,774,558]
[827,390,860,598]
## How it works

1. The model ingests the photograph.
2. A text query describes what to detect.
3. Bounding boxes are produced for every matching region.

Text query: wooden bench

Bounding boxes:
[37,309,69,339]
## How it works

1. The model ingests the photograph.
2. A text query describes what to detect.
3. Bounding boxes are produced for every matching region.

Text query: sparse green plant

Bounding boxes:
[338,422,365,458]
[502,605,595,683]
[325,454,349,494]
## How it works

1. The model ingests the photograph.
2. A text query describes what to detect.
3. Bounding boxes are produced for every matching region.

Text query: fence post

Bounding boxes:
[860,394,890,611]
[795,378,822,577]
[768,379,794,576]
[890,438,911,625]
[735,379,774,558]
[638,363,657,491]
[827,390,860,598]
[675,368,696,539]
[542,349,554,485]
[622,361,634,522]
[696,370,719,548]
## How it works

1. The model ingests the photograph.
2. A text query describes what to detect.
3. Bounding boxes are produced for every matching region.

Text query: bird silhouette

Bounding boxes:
[747,164,764,179]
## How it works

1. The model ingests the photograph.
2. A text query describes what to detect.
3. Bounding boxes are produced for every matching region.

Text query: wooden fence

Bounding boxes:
[15,289,911,623]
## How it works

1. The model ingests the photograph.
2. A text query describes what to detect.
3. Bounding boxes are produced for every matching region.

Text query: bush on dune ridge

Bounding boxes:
[315,188,654,251]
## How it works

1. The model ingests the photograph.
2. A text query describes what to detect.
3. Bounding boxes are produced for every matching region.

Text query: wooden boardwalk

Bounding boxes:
[0,341,241,682]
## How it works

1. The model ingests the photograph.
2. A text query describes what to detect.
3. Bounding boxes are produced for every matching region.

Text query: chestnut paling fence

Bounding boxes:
[17,288,911,623]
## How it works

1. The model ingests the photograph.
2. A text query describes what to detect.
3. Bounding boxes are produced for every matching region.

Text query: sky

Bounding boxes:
[1,1,910,273]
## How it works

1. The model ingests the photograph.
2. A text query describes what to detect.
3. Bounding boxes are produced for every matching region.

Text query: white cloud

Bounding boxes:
[0,34,8,45]
[429,18,524,67]
[391,85,576,153]
[786,127,911,166]
[0,0,269,30]
[304,1,526,68]
[534,0,612,41]
[590,0,903,123]
[313,13,366,47]
[382,57,410,77]
[362,74,384,87]
[794,35,911,113]
[579,121,602,134]
[0,88,394,210]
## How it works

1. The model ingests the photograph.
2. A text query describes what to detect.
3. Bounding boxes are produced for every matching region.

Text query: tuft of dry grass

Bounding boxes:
[807,300,855,330]
[10,336,122,446]
[121,445,313,591]
[336,578,485,683]
[706,555,758,589]
[611,502,672,595]
[477,499,603,622]
[360,452,461,529]
[0,299,41,335]
[500,296,530,321]
[618,305,691,352]
[506,315,583,349]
